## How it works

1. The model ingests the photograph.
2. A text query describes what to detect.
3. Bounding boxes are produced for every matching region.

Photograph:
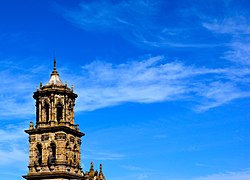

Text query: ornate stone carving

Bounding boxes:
[29,135,36,142]
[41,134,49,141]
[77,139,82,145]
[70,136,75,143]
[55,133,66,140]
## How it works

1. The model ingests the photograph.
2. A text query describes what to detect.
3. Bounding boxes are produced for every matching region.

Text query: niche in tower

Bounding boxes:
[65,141,70,161]
[73,144,77,164]
[56,102,63,123]
[51,142,56,160]
[36,144,42,165]
[49,142,56,165]
[44,102,50,123]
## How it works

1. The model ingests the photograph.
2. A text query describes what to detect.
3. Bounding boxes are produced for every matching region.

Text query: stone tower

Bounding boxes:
[23,59,105,180]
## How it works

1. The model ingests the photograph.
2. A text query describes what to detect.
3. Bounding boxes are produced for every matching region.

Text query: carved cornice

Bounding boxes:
[23,172,84,180]
[25,126,85,137]
[33,88,77,100]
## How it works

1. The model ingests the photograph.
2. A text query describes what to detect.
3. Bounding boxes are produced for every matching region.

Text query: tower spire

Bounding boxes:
[52,57,58,74]
[54,57,57,71]
[44,58,63,86]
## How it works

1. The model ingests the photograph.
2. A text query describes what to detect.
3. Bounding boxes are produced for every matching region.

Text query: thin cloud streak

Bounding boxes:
[203,17,250,66]
[0,126,27,142]
[203,17,250,35]
[65,56,250,112]
[58,0,250,56]
[0,124,29,167]
[58,0,218,49]
[194,81,250,111]
[83,149,125,161]
[0,55,249,117]
[0,148,28,165]
[190,168,250,180]
[60,0,158,30]
[0,59,50,117]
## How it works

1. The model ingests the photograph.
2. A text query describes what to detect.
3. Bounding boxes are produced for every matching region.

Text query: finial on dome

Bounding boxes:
[54,57,57,71]
[44,58,64,86]
[100,164,102,172]
[51,57,59,75]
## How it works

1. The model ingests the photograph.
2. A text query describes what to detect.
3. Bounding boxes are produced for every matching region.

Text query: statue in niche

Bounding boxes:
[67,151,73,166]
[33,145,42,172]
[48,153,56,165]
[35,145,42,166]
[47,144,56,167]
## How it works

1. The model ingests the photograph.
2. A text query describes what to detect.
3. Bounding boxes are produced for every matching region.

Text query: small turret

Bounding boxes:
[84,162,106,180]
[89,162,95,177]
[99,164,105,180]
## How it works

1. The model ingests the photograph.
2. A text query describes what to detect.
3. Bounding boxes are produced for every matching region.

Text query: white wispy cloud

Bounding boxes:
[121,165,149,171]
[0,123,28,166]
[0,59,49,117]
[203,17,250,66]
[58,0,217,49]
[190,168,250,180]
[60,0,158,31]
[194,81,250,111]
[2,15,250,117]
[83,149,125,161]
[203,17,250,35]
[0,148,28,165]
[55,0,250,111]
[60,56,249,112]
[0,125,27,142]
[57,0,250,55]
[0,55,249,117]
[224,41,250,66]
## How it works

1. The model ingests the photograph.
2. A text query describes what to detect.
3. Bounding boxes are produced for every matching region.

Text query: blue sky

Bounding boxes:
[0,0,250,179]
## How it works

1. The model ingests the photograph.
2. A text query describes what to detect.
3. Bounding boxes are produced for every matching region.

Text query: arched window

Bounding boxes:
[37,144,42,165]
[56,103,63,122]
[51,142,56,160]
[73,144,77,164]
[48,142,56,166]
[44,102,50,123]
[66,142,70,161]
[66,142,69,149]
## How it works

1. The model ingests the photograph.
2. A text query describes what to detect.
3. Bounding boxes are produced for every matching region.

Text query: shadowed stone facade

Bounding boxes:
[23,59,106,180]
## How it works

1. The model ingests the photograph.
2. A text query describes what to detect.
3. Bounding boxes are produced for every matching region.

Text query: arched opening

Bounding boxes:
[48,142,56,165]
[36,144,42,165]
[66,142,69,149]
[68,101,72,116]
[66,142,69,161]
[51,142,56,160]
[44,102,50,123]
[56,103,63,122]
[73,144,77,164]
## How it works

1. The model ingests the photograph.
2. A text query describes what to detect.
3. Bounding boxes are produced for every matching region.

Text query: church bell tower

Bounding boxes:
[23,59,105,180]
